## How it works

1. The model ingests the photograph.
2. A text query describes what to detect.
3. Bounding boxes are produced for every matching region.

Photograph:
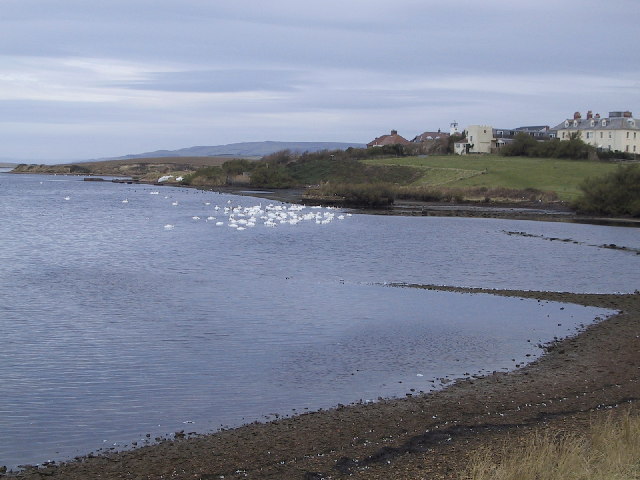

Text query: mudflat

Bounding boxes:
[7,287,640,480]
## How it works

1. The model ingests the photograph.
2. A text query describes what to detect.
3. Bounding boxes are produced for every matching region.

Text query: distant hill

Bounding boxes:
[110,141,365,160]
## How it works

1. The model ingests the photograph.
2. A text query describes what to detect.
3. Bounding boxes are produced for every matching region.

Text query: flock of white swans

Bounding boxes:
[152,192,352,231]
[61,183,352,231]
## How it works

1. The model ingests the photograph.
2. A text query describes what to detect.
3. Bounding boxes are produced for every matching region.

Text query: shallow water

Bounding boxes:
[0,174,637,469]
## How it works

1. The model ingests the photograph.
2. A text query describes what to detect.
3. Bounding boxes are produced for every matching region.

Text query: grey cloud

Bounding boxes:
[117,69,304,93]
[3,1,638,78]
[1,0,639,159]
[0,100,161,124]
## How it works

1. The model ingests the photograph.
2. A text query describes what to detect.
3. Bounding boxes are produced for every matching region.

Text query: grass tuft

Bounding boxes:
[465,408,640,480]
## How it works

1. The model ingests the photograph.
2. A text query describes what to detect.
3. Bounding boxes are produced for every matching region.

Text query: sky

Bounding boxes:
[1,0,639,161]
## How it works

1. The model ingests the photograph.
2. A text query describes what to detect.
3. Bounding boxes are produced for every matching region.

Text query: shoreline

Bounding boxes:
[6,171,640,226]
[188,184,640,227]
[8,286,639,479]
[139,184,640,228]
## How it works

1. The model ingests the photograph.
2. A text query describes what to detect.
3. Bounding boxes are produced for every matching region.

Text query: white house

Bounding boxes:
[465,125,494,154]
[553,110,640,154]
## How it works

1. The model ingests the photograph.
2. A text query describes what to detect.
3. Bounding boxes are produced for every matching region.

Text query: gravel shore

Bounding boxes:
[6,287,639,480]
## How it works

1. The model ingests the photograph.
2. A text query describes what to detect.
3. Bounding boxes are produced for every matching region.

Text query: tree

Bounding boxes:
[447,133,466,154]
[249,163,294,188]
[500,133,538,156]
[573,164,640,217]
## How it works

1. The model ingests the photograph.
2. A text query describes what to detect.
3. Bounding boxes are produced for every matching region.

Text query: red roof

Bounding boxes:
[367,130,411,147]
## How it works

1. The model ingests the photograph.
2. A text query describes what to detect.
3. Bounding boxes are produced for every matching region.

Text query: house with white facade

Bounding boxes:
[553,110,640,154]
[464,125,495,154]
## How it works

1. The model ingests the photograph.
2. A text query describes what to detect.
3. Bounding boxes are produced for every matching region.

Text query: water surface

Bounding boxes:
[1,173,637,468]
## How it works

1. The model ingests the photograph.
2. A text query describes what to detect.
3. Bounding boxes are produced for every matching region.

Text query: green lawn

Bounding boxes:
[363,155,624,200]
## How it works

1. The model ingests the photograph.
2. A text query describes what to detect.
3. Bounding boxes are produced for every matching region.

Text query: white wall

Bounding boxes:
[466,125,494,154]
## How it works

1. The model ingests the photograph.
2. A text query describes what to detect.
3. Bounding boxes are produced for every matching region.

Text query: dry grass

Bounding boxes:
[465,408,640,480]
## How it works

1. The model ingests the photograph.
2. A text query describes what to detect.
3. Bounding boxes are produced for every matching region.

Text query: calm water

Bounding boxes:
[1,173,638,469]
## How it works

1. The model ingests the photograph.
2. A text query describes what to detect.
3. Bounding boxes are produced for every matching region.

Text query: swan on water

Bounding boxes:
[160,199,351,232]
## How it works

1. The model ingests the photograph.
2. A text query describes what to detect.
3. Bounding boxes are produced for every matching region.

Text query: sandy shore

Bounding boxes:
[6,286,639,480]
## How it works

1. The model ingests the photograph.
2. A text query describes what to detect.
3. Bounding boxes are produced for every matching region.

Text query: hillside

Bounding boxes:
[363,154,624,201]
[10,156,234,181]
[110,141,365,160]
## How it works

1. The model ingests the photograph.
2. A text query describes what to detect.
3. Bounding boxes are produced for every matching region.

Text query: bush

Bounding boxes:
[68,164,91,174]
[573,164,640,217]
[501,133,594,160]
[595,149,635,161]
[261,150,296,165]
[249,163,294,188]
[181,166,226,186]
[222,159,254,176]
[306,183,395,207]
[286,151,420,185]
[500,133,539,157]
[447,133,466,154]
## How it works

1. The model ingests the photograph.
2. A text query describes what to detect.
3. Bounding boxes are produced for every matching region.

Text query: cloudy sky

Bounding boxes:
[1,0,639,161]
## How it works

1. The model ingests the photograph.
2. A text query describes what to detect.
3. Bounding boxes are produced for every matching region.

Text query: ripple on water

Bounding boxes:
[0,173,634,469]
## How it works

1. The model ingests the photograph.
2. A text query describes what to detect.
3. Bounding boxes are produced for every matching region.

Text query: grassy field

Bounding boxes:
[364,155,624,201]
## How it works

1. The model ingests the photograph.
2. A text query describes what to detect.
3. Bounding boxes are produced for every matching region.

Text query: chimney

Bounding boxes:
[586,110,593,119]
[573,111,582,120]
[624,111,632,118]
[391,129,398,135]
[595,113,601,119]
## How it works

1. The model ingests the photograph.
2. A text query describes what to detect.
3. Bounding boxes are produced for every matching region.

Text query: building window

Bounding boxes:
[586,132,590,139]
[627,132,630,138]
[602,120,607,127]
[609,132,612,138]
[600,132,603,138]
